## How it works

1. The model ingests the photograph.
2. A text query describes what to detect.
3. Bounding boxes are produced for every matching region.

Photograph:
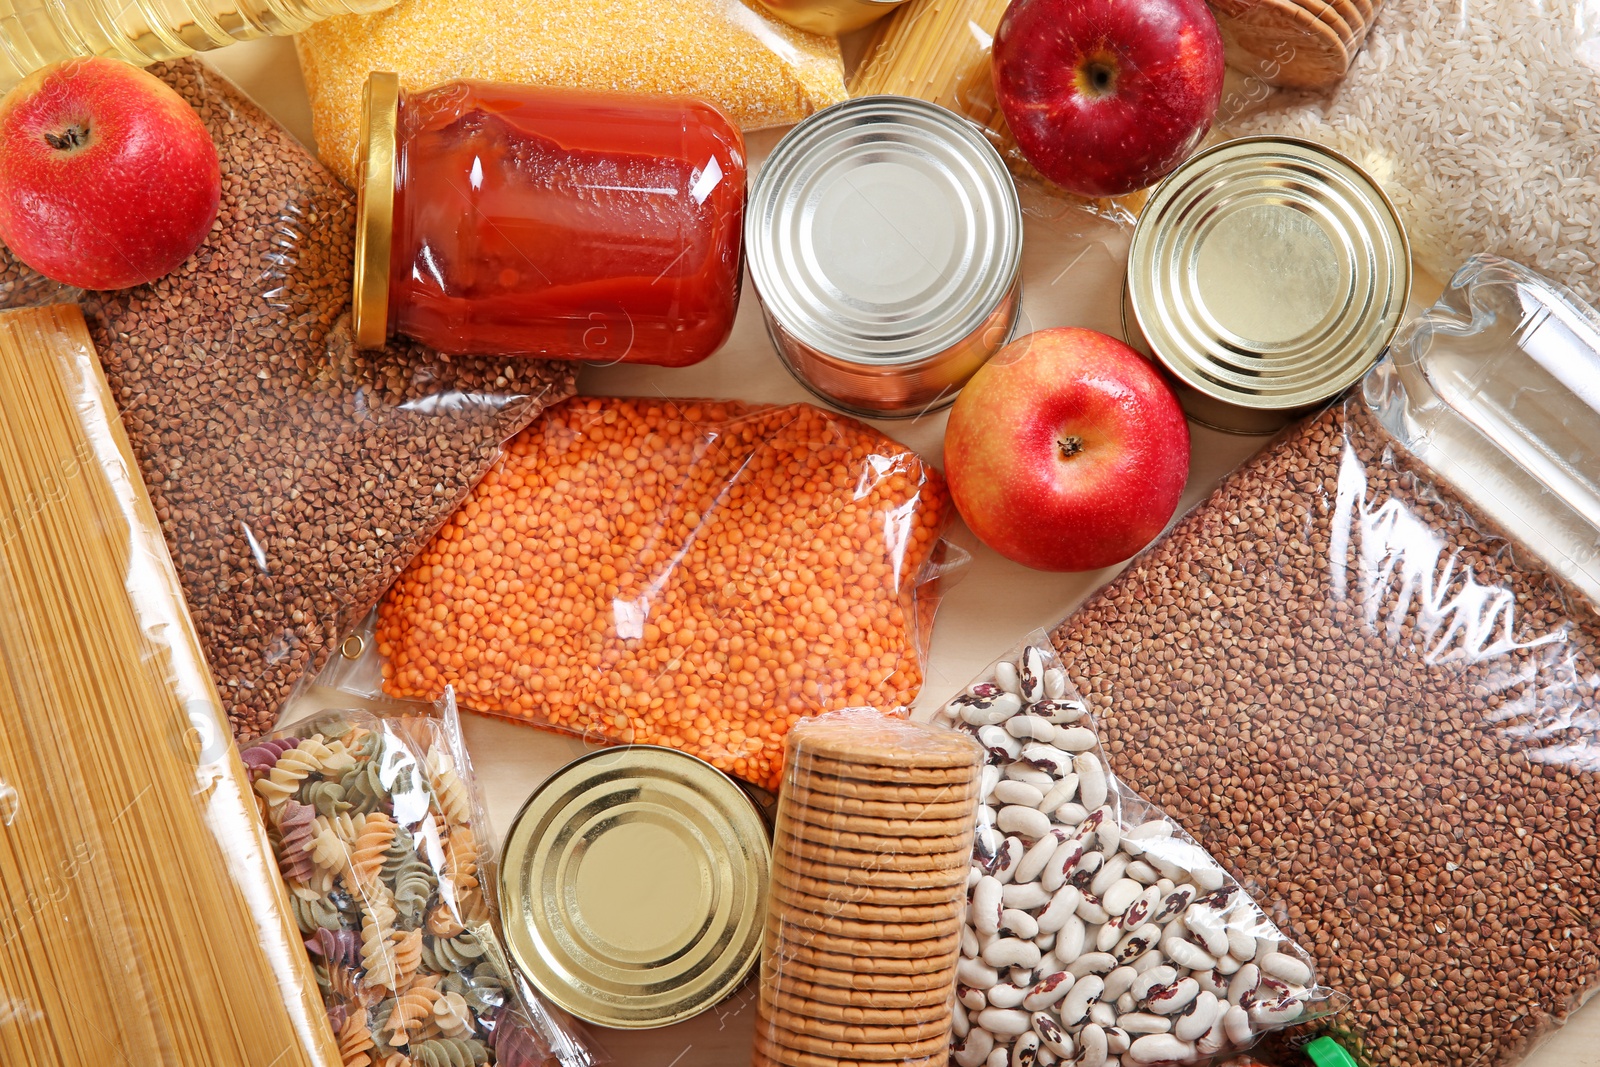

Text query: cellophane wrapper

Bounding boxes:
[938,636,1333,1067]
[1051,254,1600,1067]
[372,396,958,792]
[0,60,576,743]
[252,693,602,1067]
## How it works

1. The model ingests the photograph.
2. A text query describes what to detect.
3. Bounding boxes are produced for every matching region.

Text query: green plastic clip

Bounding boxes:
[1306,1036,1360,1067]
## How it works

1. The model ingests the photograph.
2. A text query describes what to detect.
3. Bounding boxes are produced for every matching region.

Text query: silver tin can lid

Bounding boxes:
[747,96,1024,371]
[1128,136,1411,418]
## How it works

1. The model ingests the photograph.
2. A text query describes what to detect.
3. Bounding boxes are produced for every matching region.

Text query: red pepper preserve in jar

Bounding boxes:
[353,72,746,367]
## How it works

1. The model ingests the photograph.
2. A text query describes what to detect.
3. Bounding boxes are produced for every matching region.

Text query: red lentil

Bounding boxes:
[376,398,951,790]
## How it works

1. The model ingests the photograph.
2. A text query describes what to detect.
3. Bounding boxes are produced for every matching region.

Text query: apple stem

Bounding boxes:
[44,124,90,152]
[1058,435,1084,459]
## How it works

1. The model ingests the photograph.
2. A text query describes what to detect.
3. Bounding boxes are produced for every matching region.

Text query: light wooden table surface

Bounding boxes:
[204,36,1600,1067]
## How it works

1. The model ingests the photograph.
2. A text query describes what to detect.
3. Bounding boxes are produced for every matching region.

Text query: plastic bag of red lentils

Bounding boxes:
[370,396,957,792]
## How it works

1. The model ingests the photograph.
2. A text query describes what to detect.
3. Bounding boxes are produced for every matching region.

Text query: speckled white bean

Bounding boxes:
[1131,950,1166,975]
[1033,1011,1072,1056]
[1018,830,1068,884]
[1036,777,1078,813]
[1006,763,1054,788]
[978,1007,1032,1036]
[993,837,1025,886]
[1040,837,1086,894]
[1225,928,1257,962]
[1002,881,1051,910]
[1090,855,1131,899]
[1096,916,1126,954]
[994,660,1020,694]
[1175,991,1221,1042]
[980,764,1002,802]
[1131,965,1178,1001]
[1184,913,1229,958]
[959,985,987,1011]
[986,1044,1009,1067]
[995,779,1046,806]
[1044,667,1068,700]
[1019,646,1046,701]
[1197,1014,1227,1056]
[978,804,997,829]
[954,998,971,1038]
[983,938,1042,971]
[987,982,1028,1009]
[1147,977,1199,1015]
[980,725,1024,762]
[1091,1002,1118,1029]
[1059,974,1104,1027]
[953,1026,994,1067]
[1127,1034,1195,1065]
[962,926,981,958]
[1249,997,1304,1027]
[1054,912,1087,962]
[1010,965,1036,989]
[1023,971,1074,1011]
[1191,866,1226,892]
[1054,802,1089,826]
[1223,1004,1252,1046]
[1228,963,1260,1006]
[1113,923,1163,965]
[1258,951,1313,986]
[1121,820,1174,858]
[1035,931,1056,954]
[1194,969,1229,999]
[1077,1023,1108,1067]
[1020,742,1072,777]
[1094,809,1122,854]
[1215,953,1242,976]
[1118,1013,1171,1035]
[1053,726,1097,752]
[1066,952,1118,978]
[969,866,984,889]
[1011,1031,1041,1067]
[999,805,1052,841]
[1163,936,1216,972]
[1102,878,1142,917]
[1098,963,1136,1001]
[1074,753,1108,810]
[1125,860,1160,884]
[1036,886,1082,935]
[1000,908,1040,941]
[958,958,1000,989]
[1035,698,1084,724]
[973,876,1003,935]
[1106,1027,1131,1056]
[1076,892,1111,926]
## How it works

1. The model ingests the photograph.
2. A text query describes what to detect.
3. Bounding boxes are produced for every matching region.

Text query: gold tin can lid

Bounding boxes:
[1128,137,1411,424]
[352,71,399,351]
[499,746,771,1029]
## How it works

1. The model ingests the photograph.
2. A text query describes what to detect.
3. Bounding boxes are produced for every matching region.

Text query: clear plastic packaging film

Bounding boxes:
[296,0,847,186]
[1050,255,1600,1066]
[0,60,576,743]
[0,0,396,89]
[935,639,1331,1067]
[255,695,602,1067]
[1219,0,1600,303]
[372,396,957,792]
[0,304,340,1067]
[757,709,984,1067]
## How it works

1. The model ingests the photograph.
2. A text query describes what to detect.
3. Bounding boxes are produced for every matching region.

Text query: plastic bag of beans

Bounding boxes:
[371,396,956,792]
[934,635,1335,1067]
[253,694,603,1067]
[1050,254,1600,1067]
[0,60,576,742]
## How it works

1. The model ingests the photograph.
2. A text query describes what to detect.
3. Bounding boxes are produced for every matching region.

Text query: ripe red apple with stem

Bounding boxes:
[992,0,1225,198]
[0,57,220,290]
[944,327,1190,572]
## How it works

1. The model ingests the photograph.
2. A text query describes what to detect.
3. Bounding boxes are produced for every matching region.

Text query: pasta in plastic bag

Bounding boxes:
[0,303,339,1067]
[1050,255,1600,1067]
[252,694,602,1067]
[935,636,1334,1066]
[371,396,957,791]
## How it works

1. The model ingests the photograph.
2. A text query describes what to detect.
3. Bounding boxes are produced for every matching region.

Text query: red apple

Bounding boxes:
[0,58,220,290]
[944,327,1189,572]
[992,0,1225,198]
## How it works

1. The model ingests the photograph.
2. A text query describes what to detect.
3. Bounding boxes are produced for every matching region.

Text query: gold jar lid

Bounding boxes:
[352,71,399,351]
[499,746,771,1029]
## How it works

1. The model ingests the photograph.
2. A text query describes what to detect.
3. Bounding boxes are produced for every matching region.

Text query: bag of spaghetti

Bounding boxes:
[244,694,600,1067]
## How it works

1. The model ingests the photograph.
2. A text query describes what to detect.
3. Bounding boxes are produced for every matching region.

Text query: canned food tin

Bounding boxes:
[1125,136,1410,434]
[499,746,770,1029]
[753,0,907,35]
[747,96,1023,419]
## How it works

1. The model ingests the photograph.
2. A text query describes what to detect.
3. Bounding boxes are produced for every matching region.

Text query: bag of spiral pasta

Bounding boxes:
[243,693,600,1067]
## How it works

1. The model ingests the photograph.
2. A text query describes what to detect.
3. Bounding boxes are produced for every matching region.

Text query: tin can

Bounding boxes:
[499,746,771,1029]
[747,96,1023,419]
[753,0,908,35]
[1124,137,1411,434]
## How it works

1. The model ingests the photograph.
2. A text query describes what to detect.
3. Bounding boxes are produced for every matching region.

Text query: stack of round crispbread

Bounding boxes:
[756,713,983,1067]
[1207,0,1378,89]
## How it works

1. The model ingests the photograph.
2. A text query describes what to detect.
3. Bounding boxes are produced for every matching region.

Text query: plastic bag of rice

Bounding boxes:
[1221,0,1600,302]
[297,0,847,186]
